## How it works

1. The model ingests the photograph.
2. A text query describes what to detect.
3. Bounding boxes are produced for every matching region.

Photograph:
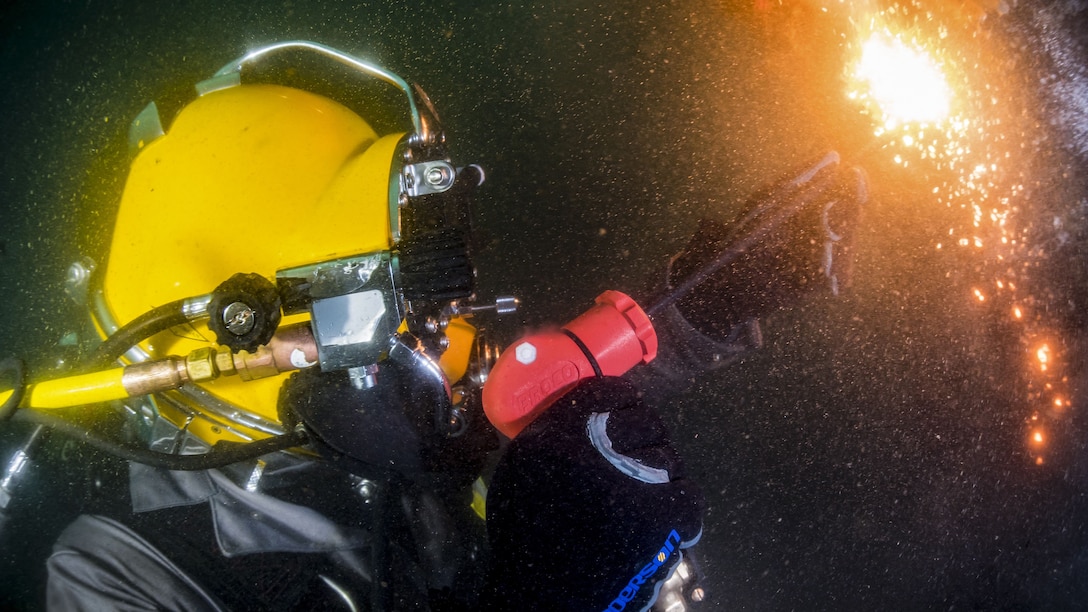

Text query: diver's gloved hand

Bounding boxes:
[483,377,703,611]
[671,151,867,341]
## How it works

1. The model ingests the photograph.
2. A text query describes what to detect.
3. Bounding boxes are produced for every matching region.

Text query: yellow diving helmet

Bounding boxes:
[88,41,487,449]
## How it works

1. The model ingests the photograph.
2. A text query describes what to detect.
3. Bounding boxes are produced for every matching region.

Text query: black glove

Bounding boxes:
[483,377,703,611]
[671,152,867,341]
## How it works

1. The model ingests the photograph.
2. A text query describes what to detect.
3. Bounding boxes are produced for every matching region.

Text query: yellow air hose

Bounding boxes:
[1,369,129,410]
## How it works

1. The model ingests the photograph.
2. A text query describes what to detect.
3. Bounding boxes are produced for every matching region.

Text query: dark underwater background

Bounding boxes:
[2,0,1088,609]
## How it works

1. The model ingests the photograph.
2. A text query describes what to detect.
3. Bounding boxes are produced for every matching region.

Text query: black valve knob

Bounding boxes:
[207,273,282,353]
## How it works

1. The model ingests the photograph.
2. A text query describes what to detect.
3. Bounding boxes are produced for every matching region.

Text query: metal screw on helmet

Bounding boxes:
[447,406,468,437]
[355,478,377,503]
[425,165,453,189]
[64,258,94,292]
[222,301,256,336]
[64,257,98,304]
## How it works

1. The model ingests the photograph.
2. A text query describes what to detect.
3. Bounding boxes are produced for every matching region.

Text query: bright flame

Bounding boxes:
[854,33,952,128]
[843,5,1068,467]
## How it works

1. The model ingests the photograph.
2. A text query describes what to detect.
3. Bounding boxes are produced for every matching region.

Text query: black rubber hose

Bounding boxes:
[88,298,192,368]
[0,358,27,421]
[13,408,309,470]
